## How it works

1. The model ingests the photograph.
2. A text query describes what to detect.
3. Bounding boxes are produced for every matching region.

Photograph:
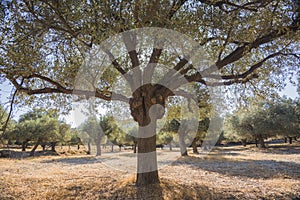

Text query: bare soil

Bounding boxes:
[0,142,299,200]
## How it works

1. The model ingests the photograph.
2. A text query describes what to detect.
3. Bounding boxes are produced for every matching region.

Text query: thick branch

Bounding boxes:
[122,32,142,88]
[143,48,163,83]
[198,0,272,12]
[205,73,259,86]
[200,26,299,76]
[1,88,18,139]
[204,52,282,80]
[101,46,135,90]
[8,75,129,103]
[185,51,295,87]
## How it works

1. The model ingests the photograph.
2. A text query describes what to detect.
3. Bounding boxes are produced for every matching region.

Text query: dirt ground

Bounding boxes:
[0,142,300,200]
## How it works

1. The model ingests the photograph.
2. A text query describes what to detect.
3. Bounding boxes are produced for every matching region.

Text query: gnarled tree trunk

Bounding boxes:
[133,142,137,153]
[136,124,159,186]
[96,142,101,156]
[178,132,188,156]
[257,135,266,148]
[30,139,41,156]
[51,142,57,152]
[192,137,199,154]
[130,84,171,186]
[241,139,247,147]
[21,141,28,152]
[87,141,91,155]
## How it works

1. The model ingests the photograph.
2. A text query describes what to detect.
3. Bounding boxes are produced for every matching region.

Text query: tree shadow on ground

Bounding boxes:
[107,177,229,200]
[40,156,121,165]
[0,150,58,159]
[262,145,300,155]
[173,156,300,179]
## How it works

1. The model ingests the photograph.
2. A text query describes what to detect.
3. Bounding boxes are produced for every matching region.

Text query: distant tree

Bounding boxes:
[11,119,35,151]
[29,115,59,155]
[157,131,174,151]
[126,127,138,153]
[100,115,125,152]
[224,104,273,148]
[10,109,71,154]
[50,122,71,151]
[79,116,104,156]
[69,129,83,150]
[268,98,299,144]
[192,117,210,154]
[224,98,299,148]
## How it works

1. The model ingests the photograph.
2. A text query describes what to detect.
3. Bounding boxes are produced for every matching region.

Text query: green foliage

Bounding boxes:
[9,109,71,149]
[224,97,300,143]
[100,115,126,146]
[157,131,173,146]
[124,126,138,146]
[79,116,104,144]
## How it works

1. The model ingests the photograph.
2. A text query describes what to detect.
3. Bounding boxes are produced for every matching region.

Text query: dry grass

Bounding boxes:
[1,142,300,199]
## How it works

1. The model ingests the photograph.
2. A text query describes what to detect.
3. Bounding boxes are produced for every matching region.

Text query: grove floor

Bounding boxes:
[0,142,300,199]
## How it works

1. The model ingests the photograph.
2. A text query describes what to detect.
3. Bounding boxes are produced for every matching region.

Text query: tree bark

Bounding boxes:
[95,135,102,156]
[241,139,247,147]
[41,144,46,151]
[130,84,171,186]
[133,142,137,153]
[257,135,266,148]
[169,142,172,151]
[178,132,188,156]
[192,137,199,154]
[30,140,40,156]
[21,141,27,152]
[51,142,57,152]
[87,142,91,155]
[289,137,293,144]
[96,142,101,156]
[255,138,258,147]
[136,123,159,186]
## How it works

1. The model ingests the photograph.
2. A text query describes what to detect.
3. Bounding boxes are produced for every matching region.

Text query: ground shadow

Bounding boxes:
[173,156,300,179]
[0,150,58,159]
[40,156,121,165]
[262,145,300,155]
[107,178,229,200]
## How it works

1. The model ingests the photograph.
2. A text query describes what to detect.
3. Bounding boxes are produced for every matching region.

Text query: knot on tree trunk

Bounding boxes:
[129,84,173,126]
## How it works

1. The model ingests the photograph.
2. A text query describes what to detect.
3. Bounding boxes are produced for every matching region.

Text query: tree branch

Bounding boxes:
[101,46,135,90]
[198,0,272,12]
[200,26,299,76]
[122,31,142,89]
[143,48,163,83]
[205,52,282,80]
[7,75,129,103]
[168,0,188,19]
[1,88,18,140]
